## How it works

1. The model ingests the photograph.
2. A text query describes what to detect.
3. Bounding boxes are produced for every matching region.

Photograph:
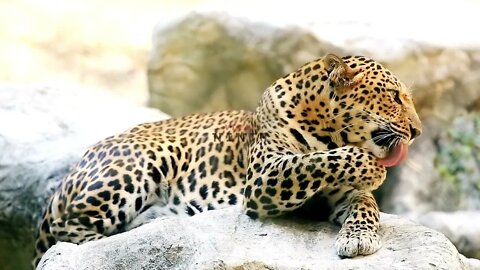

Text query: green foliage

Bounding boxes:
[434,115,480,197]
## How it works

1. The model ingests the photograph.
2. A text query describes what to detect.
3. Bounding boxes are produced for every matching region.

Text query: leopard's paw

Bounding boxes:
[335,227,381,258]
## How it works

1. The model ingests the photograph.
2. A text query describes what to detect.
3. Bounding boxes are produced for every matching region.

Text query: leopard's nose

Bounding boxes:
[409,124,421,141]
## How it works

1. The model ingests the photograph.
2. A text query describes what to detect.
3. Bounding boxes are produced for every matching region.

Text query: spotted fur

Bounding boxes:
[33,54,421,268]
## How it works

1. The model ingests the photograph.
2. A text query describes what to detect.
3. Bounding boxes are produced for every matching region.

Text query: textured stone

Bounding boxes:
[39,207,478,270]
[148,14,480,123]
[147,13,343,116]
[418,211,480,259]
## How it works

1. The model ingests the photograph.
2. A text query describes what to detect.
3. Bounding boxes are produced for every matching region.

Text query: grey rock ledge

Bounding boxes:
[38,207,480,270]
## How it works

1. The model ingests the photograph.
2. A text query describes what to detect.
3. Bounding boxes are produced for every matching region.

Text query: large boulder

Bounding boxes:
[147,13,344,117]
[418,211,480,259]
[148,13,480,123]
[38,207,480,270]
[0,86,169,270]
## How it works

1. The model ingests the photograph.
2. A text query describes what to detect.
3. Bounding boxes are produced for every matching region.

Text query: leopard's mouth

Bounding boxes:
[377,143,408,167]
[365,129,409,167]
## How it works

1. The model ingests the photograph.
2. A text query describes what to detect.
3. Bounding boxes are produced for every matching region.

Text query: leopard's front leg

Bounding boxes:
[243,141,386,257]
[324,186,381,257]
[243,141,386,218]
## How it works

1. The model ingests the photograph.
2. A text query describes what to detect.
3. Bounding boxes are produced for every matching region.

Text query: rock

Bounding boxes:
[417,211,480,259]
[148,13,480,124]
[0,85,169,270]
[147,13,344,117]
[38,207,478,270]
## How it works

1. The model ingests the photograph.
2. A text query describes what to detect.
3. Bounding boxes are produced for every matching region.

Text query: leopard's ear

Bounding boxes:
[324,54,364,93]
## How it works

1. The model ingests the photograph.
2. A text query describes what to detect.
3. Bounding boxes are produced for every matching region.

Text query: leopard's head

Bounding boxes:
[322,54,421,166]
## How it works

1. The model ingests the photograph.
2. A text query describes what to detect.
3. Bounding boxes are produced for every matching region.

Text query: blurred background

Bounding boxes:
[1,0,480,269]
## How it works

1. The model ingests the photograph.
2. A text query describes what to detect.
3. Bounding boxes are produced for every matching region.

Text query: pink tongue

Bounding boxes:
[378,143,408,167]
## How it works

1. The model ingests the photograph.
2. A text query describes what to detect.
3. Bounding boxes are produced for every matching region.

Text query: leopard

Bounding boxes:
[33,53,421,268]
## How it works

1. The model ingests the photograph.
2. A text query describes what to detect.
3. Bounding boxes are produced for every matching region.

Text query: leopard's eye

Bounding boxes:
[388,89,402,104]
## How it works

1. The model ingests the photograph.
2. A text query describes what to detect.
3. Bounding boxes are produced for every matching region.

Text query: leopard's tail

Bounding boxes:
[32,194,59,269]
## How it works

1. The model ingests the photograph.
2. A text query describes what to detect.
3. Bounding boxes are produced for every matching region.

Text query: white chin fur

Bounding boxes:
[361,140,388,159]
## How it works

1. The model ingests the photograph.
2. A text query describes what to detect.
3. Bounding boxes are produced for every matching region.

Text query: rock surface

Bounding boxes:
[148,13,480,121]
[148,13,343,116]
[0,85,169,270]
[418,211,480,259]
[38,207,479,270]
